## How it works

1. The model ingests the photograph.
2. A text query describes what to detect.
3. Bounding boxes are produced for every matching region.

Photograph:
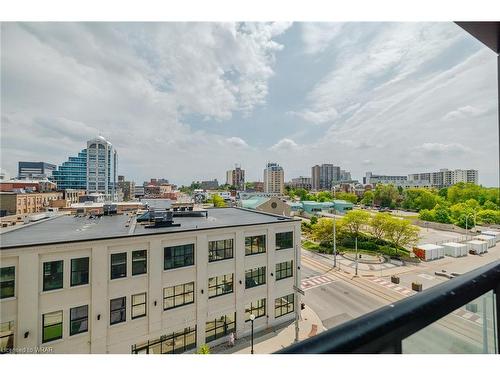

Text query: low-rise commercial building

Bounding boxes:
[0,191,64,216]
[0,207,300,354]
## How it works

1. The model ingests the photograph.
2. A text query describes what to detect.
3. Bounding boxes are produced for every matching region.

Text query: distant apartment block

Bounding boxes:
[117,176,135,201]
[200,179,219,190]
[263,163,284,195]
[18,162,56,180]
[0,191,63,216]
[226,165,245,191]
[0,207,300,354]
[288,177,312,190]
[408,169,479,188]
[363,172,408,185]
[311,164,342,190]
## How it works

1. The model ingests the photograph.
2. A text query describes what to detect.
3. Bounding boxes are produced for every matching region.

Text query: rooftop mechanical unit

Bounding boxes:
[144,209,181,228]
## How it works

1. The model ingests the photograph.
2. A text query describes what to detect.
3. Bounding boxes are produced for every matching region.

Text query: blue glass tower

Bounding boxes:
[51,149,87,190]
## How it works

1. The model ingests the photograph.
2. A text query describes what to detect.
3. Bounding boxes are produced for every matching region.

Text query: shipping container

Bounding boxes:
[413,244,444,261]
[474,235,496,248]
[442,242,467,258]
[481,230,500,242]
[467,240,488,254]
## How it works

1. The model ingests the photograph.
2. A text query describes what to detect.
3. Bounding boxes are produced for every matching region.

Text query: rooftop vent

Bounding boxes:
[103,204,117,216]
[145,209,181,229]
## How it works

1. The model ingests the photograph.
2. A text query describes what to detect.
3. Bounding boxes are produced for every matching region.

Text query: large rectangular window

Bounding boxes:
[208,239,233,262]
[0,266,15,299]
[110,253,127,279]
[164,244,194,270]
[70,305,88,336]
[245,235,266,255]
[110,297,126,325]
[132,293,147,319]
[42,310,63,343]
[43,260,63,291]
[163,282,195,310]
[275,294,294,318]
[205,313,236,343]
[245,298,266,322]
[276,231,293,250]
[131,326,196,354]
[132,250,147,276]
[71,257,89,287]
[275,260,293,281]
[208,273,233,299]
[245,266,266,289]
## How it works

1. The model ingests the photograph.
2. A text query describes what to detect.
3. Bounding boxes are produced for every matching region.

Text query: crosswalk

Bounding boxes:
[301,275,335,290]
[370,277,415,296]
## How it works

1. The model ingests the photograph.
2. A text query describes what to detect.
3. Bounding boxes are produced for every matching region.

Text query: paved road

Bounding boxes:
[300,249,494,353]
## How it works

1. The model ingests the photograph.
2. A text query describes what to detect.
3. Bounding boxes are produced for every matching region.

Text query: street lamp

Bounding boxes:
[333,186,337,268]
[249,313,255,354]
[355,236,359,276]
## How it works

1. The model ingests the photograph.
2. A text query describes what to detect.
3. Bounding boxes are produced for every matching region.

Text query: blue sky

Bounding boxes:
[1,22,498,186]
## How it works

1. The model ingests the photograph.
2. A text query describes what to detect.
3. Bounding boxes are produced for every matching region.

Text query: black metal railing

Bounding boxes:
[276,260,500,354]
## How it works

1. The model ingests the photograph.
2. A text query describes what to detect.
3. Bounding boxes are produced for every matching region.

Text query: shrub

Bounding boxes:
[197,344,211,354]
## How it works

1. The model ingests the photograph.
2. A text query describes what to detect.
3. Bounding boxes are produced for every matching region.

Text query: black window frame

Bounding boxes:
[245,298,266,322]
[276,231,294,250]
[70,305,88,336]
[275,260,293,281]
[245,235,266,256]
[205,313,236,343]
[164,244,195,270]
[132,250,147,276]
[43,260,64,292]
[245,266,266,289]
[110,296,126,325]
[208,273,233,299]
[275,293,294,318]
[208,239,234,262]
[110,253,127,280]
[42,310,63,343]
[131,326,197,354]
[0,266,15,299]
[163,282,195,310]
[70,257,89,287]
[132,292,147,319]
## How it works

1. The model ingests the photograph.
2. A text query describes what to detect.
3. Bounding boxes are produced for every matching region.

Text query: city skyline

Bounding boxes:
[1,22,498,186]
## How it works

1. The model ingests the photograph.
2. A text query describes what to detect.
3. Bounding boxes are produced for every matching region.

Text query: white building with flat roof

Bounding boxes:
[0,207,300,354]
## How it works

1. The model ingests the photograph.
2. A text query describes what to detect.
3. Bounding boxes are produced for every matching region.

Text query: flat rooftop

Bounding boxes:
[0,208,295,249]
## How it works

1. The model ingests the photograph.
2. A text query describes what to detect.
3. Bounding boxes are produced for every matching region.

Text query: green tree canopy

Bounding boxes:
[373,184,400,208]
[341,210,371,238]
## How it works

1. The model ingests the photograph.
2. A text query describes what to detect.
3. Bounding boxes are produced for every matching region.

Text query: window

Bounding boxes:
[208,273,233,298]
[275,294,294,318]
[132,293,147,319]
[245,298,266,322]
[205,313,236,343]
[42,310,63,343]
[245,266,266,289]
[164,244,194,270]
[208,239,233,262]
[0,266,15,299]
[110,253,127,279]
[71,257,89,286]
[110,297,126,325]
[131,326,196,354]
[43,260,63,291]
[245,235,266,255]
[132,250,147,275]
[163,282,194,310]
[70,305,88,336]
[275,260,293,281]
[0,321,15,354]
[276,231,293,250]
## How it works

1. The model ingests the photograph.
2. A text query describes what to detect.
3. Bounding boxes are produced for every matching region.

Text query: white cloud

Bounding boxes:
[441,105,489,121]
[223,137,249,148]
[269,138,299,152]
[413,142,472,155]
[301,23,344,54]
[288,108,338,124]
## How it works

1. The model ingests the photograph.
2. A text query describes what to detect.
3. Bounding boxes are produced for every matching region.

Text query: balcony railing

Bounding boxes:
[277,260,500,354]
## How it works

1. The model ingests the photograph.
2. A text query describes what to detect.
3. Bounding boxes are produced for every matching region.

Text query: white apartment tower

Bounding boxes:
[86,136,118,199]
[263,162,284,194]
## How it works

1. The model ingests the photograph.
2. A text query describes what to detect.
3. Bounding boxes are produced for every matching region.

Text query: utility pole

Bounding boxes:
[333,186,337,268]
[355,236,359,276]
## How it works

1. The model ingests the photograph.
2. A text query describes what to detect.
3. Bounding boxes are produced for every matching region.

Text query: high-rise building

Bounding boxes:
[86,136,117,198]
[226,165,245,190]
[52,149,88,191]
[117,175,135,201]
[18,162,56,180]
[263,162,284,194]
[52,136,118,199]
[408,169,478,188]
[339,170,352,182]
[311,164,341,190]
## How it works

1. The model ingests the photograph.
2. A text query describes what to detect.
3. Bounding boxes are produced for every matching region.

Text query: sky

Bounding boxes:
[1,22,498,186]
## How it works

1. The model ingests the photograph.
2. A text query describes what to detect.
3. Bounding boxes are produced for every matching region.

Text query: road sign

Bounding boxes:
[293,285,305,296]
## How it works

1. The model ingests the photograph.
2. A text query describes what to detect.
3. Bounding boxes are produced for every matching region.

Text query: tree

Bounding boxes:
[310,216,318,225]
[361,190,374,206]
[432,204,452,224]
[384,217,420,252]
[477,209,500,224]
[483,200,499,211]
[316,191,333,202]
[211,194,227,208]
[370,213,391,241]
[336,192,358,204]
[341,210,371,238]
[373,184,399,208]
[419,209,435,221]
[401,188,438,211]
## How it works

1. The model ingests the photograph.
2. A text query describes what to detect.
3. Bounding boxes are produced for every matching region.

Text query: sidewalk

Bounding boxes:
[210,306,325,354]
